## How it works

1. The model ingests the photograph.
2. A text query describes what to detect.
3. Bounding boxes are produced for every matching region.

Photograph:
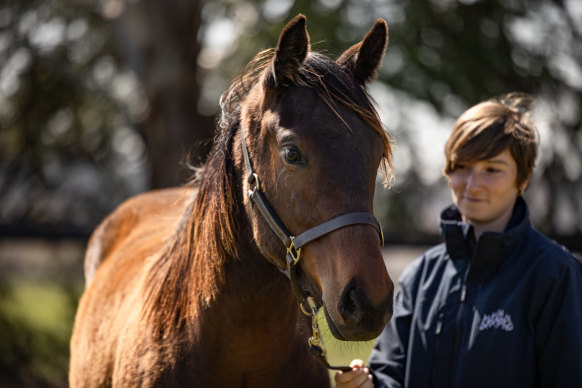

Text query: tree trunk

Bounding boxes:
[113,0,214,188]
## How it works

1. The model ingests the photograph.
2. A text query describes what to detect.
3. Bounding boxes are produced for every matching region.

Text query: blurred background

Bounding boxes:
[1,0,581,386]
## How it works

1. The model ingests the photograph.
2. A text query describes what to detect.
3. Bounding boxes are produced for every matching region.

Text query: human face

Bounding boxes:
[446,148,520,235]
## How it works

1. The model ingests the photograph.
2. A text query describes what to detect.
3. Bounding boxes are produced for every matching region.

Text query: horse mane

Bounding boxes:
[139,50,273,340]
[140,46,394,340]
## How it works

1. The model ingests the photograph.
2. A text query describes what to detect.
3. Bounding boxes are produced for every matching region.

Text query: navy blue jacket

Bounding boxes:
[369,197,582,388]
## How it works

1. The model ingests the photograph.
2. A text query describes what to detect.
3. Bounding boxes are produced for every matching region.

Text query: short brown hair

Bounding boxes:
[443,93,539,190]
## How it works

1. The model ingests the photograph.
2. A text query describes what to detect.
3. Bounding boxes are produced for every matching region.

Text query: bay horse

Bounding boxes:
[70,14,394,387]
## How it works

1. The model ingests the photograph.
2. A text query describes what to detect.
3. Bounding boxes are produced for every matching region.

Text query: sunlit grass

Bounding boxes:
[0,279,379,387]
[1,280,77,333]
[0,278,82,387]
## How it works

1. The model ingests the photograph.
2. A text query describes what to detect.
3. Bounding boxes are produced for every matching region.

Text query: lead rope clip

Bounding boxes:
[301,297,352,372]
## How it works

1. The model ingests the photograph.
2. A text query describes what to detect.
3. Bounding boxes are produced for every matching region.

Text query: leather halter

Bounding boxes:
[241,129,384,371]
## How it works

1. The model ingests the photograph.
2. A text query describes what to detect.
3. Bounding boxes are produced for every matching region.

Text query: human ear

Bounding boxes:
[518,176,531,196]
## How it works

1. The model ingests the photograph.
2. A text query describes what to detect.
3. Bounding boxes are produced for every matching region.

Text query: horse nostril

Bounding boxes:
[338,281,362,323]
[335,279,394,340]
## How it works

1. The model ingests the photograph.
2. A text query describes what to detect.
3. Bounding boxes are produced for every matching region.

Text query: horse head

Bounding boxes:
[236,14,394,341]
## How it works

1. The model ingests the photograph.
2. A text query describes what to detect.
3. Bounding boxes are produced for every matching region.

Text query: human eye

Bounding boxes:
[452,163,468,171]
[485,166,502,174]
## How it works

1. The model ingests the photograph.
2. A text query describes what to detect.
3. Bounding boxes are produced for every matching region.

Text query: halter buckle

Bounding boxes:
[247,172,260,191]
[286,236,301,266]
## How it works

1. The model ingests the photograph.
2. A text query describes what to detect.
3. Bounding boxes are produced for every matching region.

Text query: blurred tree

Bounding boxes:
[0,0,214,232]
[0,0,144,230]
[1,0,580,242]
[369,0,582,240]
[198,0,582,242]
[111,0,214,188]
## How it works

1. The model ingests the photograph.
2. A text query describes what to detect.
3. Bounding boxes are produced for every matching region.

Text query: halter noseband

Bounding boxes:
[241,129,384,371]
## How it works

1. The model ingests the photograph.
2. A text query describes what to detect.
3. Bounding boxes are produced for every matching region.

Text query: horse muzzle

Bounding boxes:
[323,278,393,341]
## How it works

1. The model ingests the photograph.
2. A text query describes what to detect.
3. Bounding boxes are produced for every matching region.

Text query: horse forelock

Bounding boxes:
[138,50,274,340]
[218,52,395,194]
[289,52,394,186]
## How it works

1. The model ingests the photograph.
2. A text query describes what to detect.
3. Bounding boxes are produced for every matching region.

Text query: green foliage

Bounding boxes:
[202,0,582,240]
[0,0,145,228]
[0,279,81,387]
[3,0,581,238]
[376,0,582,238]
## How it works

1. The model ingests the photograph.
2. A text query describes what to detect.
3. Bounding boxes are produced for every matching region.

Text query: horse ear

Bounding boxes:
[337,19,388,84]
[265,14,310,88]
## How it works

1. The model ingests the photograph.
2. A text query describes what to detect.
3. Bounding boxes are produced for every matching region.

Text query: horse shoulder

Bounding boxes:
[70,187,195,387]
[84,187,194,285]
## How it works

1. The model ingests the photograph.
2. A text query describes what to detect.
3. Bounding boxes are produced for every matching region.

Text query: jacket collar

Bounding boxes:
[439,196,531,281]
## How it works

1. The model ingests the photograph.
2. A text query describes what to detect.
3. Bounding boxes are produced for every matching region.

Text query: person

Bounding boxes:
[335,93,582,388]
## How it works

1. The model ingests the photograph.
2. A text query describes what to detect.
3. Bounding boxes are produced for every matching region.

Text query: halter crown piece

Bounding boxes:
[240,128,384,372]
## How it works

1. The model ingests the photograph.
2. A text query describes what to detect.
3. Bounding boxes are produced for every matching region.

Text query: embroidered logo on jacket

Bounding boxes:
[479,309,514,331]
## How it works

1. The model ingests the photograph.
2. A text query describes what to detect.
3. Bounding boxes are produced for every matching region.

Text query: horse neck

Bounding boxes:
[221,200,298,322]
[196,229,307,364]
[223,243,298,323]
[207,156,303,344]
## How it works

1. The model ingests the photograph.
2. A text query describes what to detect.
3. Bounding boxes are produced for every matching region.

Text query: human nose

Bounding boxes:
[464,168,482,192]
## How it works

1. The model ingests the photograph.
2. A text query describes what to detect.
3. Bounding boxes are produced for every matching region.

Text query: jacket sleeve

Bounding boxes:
[534,252,582,387]
[368,258,423,388]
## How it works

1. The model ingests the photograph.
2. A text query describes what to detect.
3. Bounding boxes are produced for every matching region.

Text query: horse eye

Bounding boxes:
[281,147,302,164]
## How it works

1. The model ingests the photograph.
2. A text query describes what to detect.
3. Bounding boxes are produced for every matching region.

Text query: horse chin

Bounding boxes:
[322,306,347,340]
